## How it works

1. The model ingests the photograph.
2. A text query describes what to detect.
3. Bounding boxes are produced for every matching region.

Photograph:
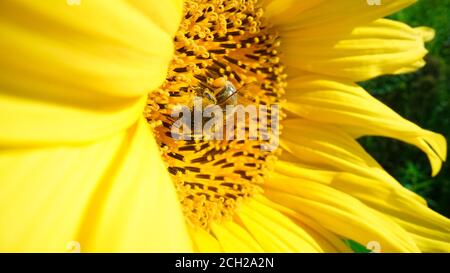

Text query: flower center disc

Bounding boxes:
[145,0,286,229]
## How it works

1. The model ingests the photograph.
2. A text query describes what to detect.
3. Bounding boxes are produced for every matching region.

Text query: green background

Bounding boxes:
[359,0,450,218]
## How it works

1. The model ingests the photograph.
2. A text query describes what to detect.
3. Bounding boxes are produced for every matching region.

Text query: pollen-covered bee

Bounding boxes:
[195,77,239,109]
[176,78,259,140]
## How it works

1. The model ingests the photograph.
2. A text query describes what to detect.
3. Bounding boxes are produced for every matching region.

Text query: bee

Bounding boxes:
[196,77,238,109]
[179,78,258,140]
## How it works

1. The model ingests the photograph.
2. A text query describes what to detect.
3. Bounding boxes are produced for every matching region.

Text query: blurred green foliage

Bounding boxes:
[358,0,450,217]
[344,240,373,253]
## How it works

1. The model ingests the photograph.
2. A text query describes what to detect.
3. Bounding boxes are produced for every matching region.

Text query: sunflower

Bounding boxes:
[0,0,448,253]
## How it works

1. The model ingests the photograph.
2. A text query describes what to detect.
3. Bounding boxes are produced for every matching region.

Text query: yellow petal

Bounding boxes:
[260,196,352,252]
[271,161,450,252]
[271,0,416,30]
[0,118,192,252]
[259,0,323,27]
[274,160,335,184]
[210,221,264,252]
[0,0,182,145]
[415,26,435,42]
[275,158,427,205]
[189,226,222,253]
[130,0,184,35]
[410,233,450,253]
[280,118,397,184]
[236,195,323,252]
[284,74,447,176]
[281,19,431,81]
[331,173,450,252]
[289,214,352,253]
[265,173,420,252]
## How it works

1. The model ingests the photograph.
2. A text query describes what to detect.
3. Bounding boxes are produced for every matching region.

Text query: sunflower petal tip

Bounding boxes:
[426,133,447,177]
[431,133,447,162]
[415,26,436,42]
